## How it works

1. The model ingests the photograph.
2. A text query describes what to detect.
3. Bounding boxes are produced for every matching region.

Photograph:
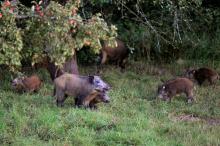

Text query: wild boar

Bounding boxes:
[11,75,42,93]
[185,67,219,85]
[77,89,110,109]
[53,73,110,108]
[157,77,194,103]
[100,39,129,69]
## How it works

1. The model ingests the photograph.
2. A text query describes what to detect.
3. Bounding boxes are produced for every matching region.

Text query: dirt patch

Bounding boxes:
[172,114,201,122]
[170,113,220,126]
[205,118,220,126]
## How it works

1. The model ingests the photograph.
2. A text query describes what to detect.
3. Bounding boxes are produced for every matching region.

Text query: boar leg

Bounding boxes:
[55,89,67,107]
[97,51,107,73]
[208,78,212,85]
[56,97,67,107]
[186,91,194,103]
[89,103,98,109]
[187,97,194,104]
[118,58,126,69]
[197,78,205,85]
[33,89,39,93]
[75,96,89,108]
[166,92,174,102]
[89,98,99,109]
[75,96,84,108]
[74,97,79,106]
[101,51,108,64]
[56,95,67,107]
[75,93,97,108]
[166,96,171,102]
[208,77,217,85]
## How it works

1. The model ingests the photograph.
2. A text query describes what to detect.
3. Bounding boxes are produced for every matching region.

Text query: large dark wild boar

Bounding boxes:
[11,75,42,93]
[185,67,219,85]
[100,39,129,69]
[157,77,194,103]
[54,73,110,108]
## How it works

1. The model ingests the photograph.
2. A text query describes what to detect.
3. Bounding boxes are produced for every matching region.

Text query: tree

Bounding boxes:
[0,0,118,71]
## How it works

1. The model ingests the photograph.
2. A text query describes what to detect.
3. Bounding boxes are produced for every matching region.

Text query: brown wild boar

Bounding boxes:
[80,89,110,109]
[11,75,42,93]
[100,39,129,69]
[185,67,219,85]
[157,77,194,103]
[54,73,110,108]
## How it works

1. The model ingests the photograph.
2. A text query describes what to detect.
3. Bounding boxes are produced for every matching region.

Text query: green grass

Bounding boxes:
[0,61,220,146]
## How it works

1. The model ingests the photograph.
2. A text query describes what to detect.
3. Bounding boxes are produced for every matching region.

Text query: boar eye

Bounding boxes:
[162,86,165,89]
[95,80,100,84]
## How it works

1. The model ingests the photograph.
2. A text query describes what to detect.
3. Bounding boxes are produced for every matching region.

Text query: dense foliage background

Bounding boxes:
[0,0,220,68]
[83,0,220,61]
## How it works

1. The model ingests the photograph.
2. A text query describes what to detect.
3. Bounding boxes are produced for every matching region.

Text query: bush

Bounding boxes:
[0,0,23,71]
[0,0,117,71]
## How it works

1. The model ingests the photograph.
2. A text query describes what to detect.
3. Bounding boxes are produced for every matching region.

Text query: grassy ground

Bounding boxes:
[0,61,220,146]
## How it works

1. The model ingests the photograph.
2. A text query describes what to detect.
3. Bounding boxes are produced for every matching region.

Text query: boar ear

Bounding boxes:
[88,75,94,84]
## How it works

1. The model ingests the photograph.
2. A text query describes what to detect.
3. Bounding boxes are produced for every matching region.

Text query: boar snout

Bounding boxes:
[158,94,164,99]
[11,81,16,87]
[103,85,111,91]
[102,94,110,103]
[104,99,110,103]
[158,93,169,101]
